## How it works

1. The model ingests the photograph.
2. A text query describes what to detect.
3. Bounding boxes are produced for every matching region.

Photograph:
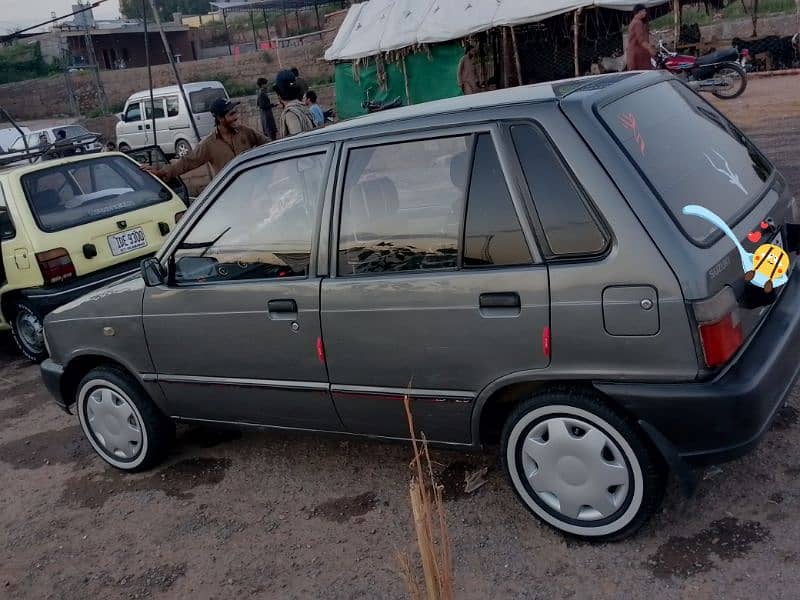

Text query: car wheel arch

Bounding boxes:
[59,353,162,412]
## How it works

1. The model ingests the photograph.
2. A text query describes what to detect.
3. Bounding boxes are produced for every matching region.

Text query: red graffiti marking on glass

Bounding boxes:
[619,112,646,156]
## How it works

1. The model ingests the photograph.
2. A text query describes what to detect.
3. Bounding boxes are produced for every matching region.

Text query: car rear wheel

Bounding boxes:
[501,389,665,541]
[175,139,192,159]
[77,366,174,472]
[118,142,131,153]
[10,301,47,363]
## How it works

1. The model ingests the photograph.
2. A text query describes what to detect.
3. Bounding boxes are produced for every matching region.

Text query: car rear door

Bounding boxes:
[321,126,550,444]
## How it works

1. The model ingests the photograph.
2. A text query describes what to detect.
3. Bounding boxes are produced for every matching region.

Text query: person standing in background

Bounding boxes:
[274,70,315,138]
[626,4,655,71]
[457,44,482,95]
[257,77,278,141]
[291,67,308,99]
[304,91,325,128]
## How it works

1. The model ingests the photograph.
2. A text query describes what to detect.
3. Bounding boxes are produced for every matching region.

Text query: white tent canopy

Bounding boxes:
[325,0,668,61]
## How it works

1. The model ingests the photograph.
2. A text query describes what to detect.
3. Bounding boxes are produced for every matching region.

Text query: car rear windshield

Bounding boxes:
[189,87,226,114]
[21,156,172,233]
[599,81,773,244]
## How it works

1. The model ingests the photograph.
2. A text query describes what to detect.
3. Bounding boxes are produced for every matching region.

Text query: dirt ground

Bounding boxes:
[2,75,800,600]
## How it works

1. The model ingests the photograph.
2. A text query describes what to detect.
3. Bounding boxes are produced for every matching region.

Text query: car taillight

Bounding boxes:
[36,248,76,285]
[175,211,186,224]
[692,286,743,368]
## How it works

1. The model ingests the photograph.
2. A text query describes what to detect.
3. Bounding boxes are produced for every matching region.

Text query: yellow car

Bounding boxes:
[0,152,186,361]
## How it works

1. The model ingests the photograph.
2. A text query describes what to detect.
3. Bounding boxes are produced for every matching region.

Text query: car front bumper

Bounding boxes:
[595,272,800,465]
[40,359,67,411]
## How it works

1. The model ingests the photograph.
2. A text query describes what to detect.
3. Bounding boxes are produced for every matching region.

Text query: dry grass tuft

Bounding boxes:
[398,394,454,600]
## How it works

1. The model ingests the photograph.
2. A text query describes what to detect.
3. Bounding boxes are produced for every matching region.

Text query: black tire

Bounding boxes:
[118,143,131,153]
[9,301,48,363]
[76,366,175,472]
[712,62,747,99]
[174,139,192,159]
[501,388,666,542]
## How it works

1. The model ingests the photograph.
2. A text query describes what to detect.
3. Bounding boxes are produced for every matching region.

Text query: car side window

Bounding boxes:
[464,134,532,267]
[165,96,180,117]
[0,184,14,241]
[172,154,325,285]
[511,124,608,257]
[338,136,470,276]
[125,102,142,122]
[144,99,166,120]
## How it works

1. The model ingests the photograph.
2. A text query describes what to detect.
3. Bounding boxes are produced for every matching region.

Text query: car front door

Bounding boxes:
[142,148,341,430]
[321,128,550,444]
[123,102,147,149]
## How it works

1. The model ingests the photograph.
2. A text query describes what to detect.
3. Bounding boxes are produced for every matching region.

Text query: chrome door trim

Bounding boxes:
[331,384,475,402]
[153,373,329,391]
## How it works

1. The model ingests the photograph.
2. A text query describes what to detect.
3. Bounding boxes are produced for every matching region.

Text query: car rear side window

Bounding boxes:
[166,96,180,117]
[599,81,772,244]
[511,124,607,257]
[338,136,470,276]
[173,154,325,285]
[190,88,226,114]
[464,134,532,267]
[21,156,171,233]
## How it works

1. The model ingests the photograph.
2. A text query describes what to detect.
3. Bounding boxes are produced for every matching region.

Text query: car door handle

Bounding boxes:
[479,292,521,317]
[268,299,298,320]
[137,125,143,130]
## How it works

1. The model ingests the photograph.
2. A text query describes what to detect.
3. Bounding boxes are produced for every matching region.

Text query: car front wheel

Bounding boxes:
[502,389,665,541]
[77,366,174,472]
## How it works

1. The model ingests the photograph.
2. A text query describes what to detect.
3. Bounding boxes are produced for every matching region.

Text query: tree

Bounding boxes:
[120,0,213,21]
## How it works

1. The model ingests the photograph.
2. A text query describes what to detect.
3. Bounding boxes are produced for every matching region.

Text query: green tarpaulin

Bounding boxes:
[334,43,464,121]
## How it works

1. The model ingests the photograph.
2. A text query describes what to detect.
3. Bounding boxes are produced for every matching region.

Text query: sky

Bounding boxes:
[1,0,121,33]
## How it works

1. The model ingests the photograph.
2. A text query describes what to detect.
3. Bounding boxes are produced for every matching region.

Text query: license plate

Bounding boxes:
[108,227,147,256]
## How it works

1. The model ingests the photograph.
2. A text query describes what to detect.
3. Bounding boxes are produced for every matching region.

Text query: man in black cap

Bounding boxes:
[273,69,315,139]
[143,97,267,181]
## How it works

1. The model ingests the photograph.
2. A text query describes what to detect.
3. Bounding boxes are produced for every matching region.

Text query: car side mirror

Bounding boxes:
[141,257,166,287]
[119,113,127,123]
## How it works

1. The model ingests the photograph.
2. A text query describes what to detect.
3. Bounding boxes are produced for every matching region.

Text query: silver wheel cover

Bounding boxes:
[78,379,149,469]
[507,405,644,537]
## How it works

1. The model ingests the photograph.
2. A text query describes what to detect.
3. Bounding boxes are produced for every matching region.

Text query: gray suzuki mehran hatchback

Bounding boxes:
[40,72,800,540]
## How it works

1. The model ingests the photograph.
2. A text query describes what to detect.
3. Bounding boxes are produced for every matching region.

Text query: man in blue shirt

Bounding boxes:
[304,90,325,128]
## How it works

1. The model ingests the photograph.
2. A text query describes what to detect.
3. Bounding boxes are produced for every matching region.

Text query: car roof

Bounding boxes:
[128,81,225,100]
[242,72,657,158]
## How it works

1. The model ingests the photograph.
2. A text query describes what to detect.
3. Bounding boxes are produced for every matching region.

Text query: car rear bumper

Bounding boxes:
[21,257,146,316]
[595,272,800,465]
[40,359,67,411]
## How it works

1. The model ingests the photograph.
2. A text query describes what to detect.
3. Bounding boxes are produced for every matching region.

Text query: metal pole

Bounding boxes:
[263,9,271,45]
[143,0,157,148]
[222,9,232,55]
[283,1,289,34]
[314,0,321,30]
[673,0,681,48]
[573,9,582,78]
[400,56,411,104]
[250,10,258,48]
[146,0,203,146]
[510,27,523,86]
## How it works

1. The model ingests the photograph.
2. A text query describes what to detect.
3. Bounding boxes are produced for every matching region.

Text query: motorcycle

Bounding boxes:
[654,40,748,100]
[361,88,404,113]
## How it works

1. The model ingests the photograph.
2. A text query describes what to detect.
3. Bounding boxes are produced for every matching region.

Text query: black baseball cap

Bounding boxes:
[633,3,647,13]
[210,97,240,118]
